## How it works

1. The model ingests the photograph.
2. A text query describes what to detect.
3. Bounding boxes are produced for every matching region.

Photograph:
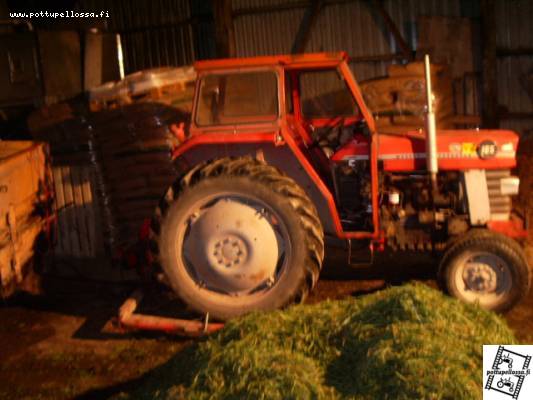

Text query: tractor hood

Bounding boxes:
[332,129,519,171]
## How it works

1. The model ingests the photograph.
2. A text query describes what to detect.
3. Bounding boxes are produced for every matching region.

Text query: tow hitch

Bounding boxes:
[118,290,224,337]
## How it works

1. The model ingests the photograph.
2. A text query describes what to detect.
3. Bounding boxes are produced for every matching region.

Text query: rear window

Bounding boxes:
[195,71,278,126]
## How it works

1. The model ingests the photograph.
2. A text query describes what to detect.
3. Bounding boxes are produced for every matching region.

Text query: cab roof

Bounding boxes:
[194,52,348,71]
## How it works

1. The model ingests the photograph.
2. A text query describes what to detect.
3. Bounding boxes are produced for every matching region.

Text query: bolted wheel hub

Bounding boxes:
[454,251,513,308]
[212,236,247,268]
[463,262,498,293]
[182,197,284,294]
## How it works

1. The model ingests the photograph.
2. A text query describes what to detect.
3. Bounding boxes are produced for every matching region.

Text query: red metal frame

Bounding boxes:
[181,53,383,241]
[332,129,519,171]
[487,220,528,239]
[172,132,277,159]
[194,52,348,71]
[175,52,526,243]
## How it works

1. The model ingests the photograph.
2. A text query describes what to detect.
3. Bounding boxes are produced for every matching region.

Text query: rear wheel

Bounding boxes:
[152,157,324,320]
[438,230,530,312]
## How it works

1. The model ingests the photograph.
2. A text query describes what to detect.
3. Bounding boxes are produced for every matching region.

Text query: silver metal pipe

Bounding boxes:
[116,33,125,80]
[424,54,438,187]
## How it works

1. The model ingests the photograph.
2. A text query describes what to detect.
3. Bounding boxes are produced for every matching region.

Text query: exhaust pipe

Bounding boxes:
[424,54,438,191]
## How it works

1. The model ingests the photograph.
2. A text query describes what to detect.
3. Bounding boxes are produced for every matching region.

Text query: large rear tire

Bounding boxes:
[438,230,530,312]
[151,157,324,320]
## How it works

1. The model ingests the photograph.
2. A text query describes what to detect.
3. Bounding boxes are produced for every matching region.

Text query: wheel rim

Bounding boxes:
[453,250,513,308]
[176,193,290,296]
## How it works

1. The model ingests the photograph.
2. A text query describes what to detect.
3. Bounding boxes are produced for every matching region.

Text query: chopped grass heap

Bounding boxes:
[126,283,516,399]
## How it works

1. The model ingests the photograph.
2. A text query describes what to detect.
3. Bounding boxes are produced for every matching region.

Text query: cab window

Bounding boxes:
[299,70,358,118]
[196,71,278,126]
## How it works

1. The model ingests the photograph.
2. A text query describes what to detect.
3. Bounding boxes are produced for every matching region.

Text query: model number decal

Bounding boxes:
[461,142,477,157]
[477,140,498,159]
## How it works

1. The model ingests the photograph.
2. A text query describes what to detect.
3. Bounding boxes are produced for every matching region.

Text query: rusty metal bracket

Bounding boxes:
[118,290,224,337]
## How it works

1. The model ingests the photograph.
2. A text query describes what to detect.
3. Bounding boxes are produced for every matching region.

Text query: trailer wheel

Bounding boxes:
[438,230,530,312]
[152,157,324,320]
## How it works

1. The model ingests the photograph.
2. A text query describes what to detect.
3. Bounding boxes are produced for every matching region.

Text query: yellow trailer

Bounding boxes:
[0,141,54,297]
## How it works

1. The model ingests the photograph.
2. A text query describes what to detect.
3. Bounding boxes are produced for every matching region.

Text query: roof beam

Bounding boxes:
[480,0,499,128]
[212,0,236,58]
[371,0,412,61]
[291,0,324,54]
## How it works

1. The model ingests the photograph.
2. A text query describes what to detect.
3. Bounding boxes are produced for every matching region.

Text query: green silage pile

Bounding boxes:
[126,283,516,399]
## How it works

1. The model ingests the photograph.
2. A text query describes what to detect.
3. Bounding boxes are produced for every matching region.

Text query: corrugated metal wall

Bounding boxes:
[495,0,533,134]
[80,0,197,73]
[77,0,532,134]
[232,0,461,82]
[233,0,531,135]
[52,165,105,258]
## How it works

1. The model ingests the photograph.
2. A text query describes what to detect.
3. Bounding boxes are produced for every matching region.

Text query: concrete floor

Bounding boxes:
[0,249,531,399]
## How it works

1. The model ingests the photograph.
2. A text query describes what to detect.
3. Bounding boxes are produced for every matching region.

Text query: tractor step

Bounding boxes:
[348,239,373,266]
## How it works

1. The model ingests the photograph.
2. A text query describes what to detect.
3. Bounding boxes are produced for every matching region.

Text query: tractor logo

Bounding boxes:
[484,345,532,399]
[477,140,498,159]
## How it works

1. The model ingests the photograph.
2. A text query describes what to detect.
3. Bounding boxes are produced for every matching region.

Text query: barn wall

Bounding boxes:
[79,0,197,72]
[232,0,461,82]
[495,0,533,134]
[77,0,532,134]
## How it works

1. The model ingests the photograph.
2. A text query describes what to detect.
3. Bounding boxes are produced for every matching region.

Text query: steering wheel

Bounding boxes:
[309,117,346,148]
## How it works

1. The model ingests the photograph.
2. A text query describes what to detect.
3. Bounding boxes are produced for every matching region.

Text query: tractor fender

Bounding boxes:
[168,140,337,235]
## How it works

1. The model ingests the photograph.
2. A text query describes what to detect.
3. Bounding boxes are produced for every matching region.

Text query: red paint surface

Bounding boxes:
[487,220,528,239]
[170,53,523,244]
[332,129,519,170]
[194,52,348,71]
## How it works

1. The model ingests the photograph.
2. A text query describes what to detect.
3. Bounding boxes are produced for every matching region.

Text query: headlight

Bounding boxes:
[500,177,520,195]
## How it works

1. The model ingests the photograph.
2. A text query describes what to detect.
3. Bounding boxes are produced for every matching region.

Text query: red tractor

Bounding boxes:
[148,52,530,320]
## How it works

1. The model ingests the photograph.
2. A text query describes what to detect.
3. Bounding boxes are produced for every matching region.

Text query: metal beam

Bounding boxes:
[291,0,324,54]
[233,0,353,18]
[480,0,499,128]
[348,52,405,62]
[212,0,236,58]
[497,47,533,57]
[371,0,412,61]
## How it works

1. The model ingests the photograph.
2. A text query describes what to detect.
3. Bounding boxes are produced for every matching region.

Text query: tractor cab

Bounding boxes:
[189,52,378,234]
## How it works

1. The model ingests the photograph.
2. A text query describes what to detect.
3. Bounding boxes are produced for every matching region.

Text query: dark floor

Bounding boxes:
[0,248,531,400]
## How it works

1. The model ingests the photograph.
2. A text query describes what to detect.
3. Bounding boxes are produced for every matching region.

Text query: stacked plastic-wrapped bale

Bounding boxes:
[89,66,196,114]
[28,102,93,165]
[87,66,195,255]
[28,66,195,260]
[88,102,189,254]
[360,62,454,133]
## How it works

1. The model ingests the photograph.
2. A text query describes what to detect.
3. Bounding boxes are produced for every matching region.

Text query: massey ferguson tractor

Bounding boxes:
[145,52,530,321]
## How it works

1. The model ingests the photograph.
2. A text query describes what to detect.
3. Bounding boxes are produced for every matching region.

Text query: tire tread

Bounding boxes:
[151,156,324,315]
[438,229,530,312]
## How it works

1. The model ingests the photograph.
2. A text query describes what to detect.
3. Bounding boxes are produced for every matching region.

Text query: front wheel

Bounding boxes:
[153,157,324,320]
[438,230,530,312]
